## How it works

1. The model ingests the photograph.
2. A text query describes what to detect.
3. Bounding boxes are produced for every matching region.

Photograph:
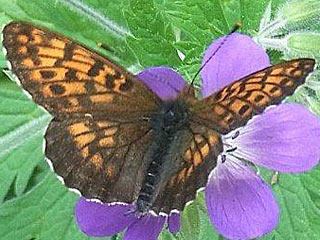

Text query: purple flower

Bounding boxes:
[75,34,320,240]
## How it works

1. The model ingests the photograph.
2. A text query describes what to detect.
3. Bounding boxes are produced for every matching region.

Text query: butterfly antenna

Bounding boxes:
[188,23,242,91]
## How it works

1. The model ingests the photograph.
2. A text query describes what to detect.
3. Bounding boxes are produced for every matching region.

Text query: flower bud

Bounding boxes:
[286,32,320,55]
[277,0,320,29]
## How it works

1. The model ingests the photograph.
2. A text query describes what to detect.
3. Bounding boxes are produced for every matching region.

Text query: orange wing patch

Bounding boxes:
[99,137,115,147]
[105,165,116,178]
[177,130,221,183]
[68,122,90,135]
[91,154,103,168]
[68,119,119,151]
[74,132,95,149]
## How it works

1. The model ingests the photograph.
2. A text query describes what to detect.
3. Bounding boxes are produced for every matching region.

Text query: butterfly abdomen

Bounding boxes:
[136,141,168,214]
[136,101,190,214]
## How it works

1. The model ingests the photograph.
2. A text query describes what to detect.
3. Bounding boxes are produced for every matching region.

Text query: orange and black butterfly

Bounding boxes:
[2,21,315,215]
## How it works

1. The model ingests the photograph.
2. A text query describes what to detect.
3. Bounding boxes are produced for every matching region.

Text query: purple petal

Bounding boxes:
[168,212,181,234]
[75,198,136,237]
[230,103,320,172]
[205,158,279,240]
[201,33,270,97]
[136,67,186,100]
[124,215,166,240]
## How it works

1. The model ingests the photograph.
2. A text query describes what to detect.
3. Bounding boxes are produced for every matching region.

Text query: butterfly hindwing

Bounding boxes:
[46,117,152,203]
[152,124,223,213]
[193,59,315,134]
[3,21,160,120]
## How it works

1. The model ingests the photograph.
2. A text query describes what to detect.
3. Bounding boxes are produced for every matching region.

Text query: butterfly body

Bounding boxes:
[2,21,316,215]
[137,100,192,214]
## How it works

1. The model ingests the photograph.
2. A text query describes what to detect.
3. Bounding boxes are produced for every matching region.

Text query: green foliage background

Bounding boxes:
[0,0,319,240]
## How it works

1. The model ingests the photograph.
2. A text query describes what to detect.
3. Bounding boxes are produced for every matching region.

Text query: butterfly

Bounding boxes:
[2,21,315,215]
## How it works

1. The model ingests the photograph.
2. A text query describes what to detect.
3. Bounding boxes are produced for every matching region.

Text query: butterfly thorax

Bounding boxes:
[150,101,190,133]
[136,101,191,214]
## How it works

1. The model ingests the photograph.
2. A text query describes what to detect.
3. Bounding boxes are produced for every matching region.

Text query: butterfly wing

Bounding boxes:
[192,59,315,134]
[3,21,160,120]
[46,118,153,203]
[2,21,160,203]
[151,124,223,213]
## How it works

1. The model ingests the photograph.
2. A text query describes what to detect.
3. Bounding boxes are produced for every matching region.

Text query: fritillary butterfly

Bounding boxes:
[2,21,315,215]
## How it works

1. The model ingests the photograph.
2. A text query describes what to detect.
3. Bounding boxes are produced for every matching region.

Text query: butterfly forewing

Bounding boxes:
[2,21,160,120]
[193,59,315,134]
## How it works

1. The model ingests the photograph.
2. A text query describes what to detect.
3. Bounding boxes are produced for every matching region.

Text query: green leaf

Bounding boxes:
[0,73,51,203]
[0,173,100,240]
[1,0,320,240]
[257,166,320,240]
[123,0,181,68]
